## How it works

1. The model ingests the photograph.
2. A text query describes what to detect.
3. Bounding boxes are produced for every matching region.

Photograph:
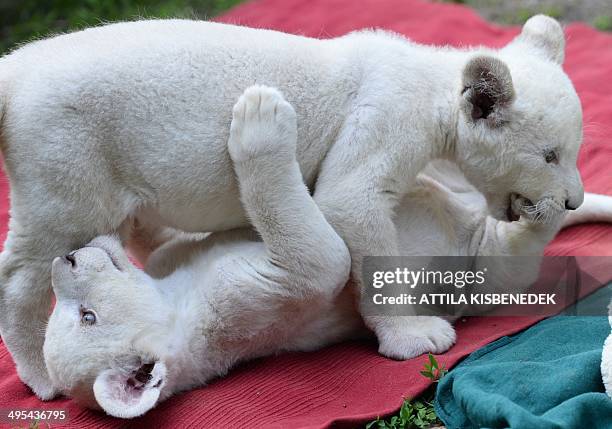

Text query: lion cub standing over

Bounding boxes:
[0,14,583,398]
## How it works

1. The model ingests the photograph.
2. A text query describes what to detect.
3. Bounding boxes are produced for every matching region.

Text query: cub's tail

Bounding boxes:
[562,193,612,229]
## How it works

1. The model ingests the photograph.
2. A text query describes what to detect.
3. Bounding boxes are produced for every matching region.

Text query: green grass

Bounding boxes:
[11,420,50,429]
[594,15,612,32]
[441,0,612,32]
[365,354,448,429]
[0,0,244,55]
[509,6,561,25]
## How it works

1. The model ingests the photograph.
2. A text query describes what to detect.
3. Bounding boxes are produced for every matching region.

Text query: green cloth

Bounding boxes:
[435,316,612,429]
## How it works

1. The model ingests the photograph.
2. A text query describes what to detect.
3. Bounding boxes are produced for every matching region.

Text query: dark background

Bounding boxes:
[0,0,243,54]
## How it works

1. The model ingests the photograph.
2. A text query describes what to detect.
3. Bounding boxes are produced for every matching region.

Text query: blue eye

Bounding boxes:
[545,150,558,164]
[81,309,96,325]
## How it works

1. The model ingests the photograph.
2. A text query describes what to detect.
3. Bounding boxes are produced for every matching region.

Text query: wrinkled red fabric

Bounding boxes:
[1,0,611,427]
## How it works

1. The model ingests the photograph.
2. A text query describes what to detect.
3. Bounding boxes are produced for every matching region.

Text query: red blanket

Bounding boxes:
[1,0,612,427]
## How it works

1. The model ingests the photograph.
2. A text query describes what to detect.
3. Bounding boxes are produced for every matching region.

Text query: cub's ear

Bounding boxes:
[93,360,167,419]
[461,55,515,125]
[511,15,565,64]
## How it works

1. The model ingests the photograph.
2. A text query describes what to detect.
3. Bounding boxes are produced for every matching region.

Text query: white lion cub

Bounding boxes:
[44,88,354,418]
[44,87,610,418]
[3,14,584,398]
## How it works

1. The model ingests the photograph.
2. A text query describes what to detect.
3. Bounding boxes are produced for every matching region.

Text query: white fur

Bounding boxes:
[603,313,612,399]
[44,87,609,418]
[563,193,612,228]
[44,87,354,417]
[603,301,612,399]
[2,15,584,398]
[93,362,167,419]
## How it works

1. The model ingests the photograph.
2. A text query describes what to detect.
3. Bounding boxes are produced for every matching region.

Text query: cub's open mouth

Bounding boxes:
[506,194,534,222]
[506,204,519,222]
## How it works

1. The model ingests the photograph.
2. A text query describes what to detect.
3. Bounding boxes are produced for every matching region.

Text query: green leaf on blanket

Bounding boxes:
[365,354,448,428]
[428,353,438,370]
[420,354,447,382]
[419,370,433,379]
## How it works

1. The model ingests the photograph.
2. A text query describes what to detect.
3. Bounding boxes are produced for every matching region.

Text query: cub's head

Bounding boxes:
[454,15,583,222]
[44,236,170,418]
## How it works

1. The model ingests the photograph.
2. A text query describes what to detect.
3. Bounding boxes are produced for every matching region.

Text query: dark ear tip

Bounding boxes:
[463,56,513,95]
[462,55,515,123]
[464,55,503,75]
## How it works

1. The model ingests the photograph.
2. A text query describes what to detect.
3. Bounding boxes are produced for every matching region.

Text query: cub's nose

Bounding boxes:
[565,200,578,211]
[63,253,76,267]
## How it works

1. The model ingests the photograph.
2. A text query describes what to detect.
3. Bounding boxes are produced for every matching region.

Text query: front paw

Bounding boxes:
[228,85,297,163]
[376,317,456,360]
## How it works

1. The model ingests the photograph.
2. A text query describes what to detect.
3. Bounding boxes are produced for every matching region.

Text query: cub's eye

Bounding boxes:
[545,150,558,164]
[80,309,96,325]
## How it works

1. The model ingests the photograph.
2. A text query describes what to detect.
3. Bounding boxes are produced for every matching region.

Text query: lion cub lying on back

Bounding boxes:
[43,87,608,418]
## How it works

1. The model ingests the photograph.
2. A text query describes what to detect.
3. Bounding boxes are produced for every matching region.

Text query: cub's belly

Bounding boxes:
[155,190,249,232]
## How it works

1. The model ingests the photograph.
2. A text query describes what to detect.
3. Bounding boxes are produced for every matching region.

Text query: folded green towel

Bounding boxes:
[435,316,612,429]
